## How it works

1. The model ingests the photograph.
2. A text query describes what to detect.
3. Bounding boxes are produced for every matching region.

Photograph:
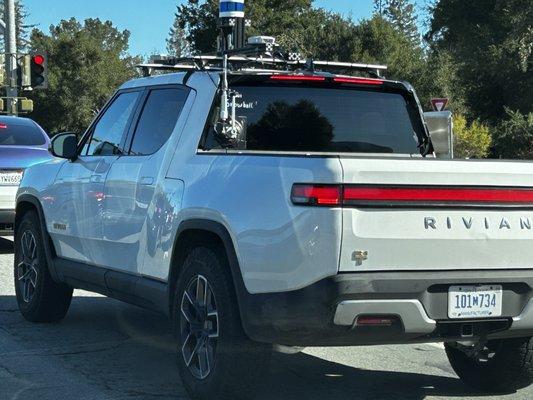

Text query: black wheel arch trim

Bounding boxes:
[172,219,253,334]
[15,194,61,282]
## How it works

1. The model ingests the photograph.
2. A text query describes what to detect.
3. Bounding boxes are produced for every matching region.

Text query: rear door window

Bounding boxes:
[129,87,189,156]
[205,85,423,154]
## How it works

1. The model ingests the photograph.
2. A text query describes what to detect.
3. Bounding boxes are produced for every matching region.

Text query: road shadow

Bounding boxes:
[0,294,503,400]
[0,237,13,254]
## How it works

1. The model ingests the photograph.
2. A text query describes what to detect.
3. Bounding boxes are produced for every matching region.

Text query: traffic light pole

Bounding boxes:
[4,0,17,115]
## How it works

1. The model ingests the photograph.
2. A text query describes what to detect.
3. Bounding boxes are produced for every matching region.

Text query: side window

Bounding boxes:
[85,91,140,156]
[129,88,189,156]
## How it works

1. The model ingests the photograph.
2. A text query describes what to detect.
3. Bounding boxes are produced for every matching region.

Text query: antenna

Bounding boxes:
[218,0,247,52]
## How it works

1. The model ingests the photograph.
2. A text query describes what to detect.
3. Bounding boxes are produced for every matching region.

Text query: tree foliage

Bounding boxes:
[492,109,533,160]
[379,0,420,46]
[426,0,533,124]
[171,1,425,81]
[27,18,141,134]
[0,0,34,51]
[167,7,191,57]
[355,15,424,87]
[453,114,492,159]
[173,0,350,57]
[416,49,467,114]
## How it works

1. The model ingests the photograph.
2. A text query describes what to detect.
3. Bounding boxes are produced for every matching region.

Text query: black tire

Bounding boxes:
[14,210,73,323]
[445,338,533,393]
[173,246,271,400]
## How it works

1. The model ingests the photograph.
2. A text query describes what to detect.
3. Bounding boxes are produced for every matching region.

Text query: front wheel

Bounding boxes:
[445,338,533,392]
[14,210,73,323]
[173,246,271,400]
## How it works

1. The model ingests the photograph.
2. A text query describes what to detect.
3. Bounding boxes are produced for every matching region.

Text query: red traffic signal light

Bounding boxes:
[32,54,45,66]
[30,52,47,89]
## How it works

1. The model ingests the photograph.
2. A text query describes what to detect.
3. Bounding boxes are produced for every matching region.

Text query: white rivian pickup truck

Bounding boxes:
[14,56,533,399]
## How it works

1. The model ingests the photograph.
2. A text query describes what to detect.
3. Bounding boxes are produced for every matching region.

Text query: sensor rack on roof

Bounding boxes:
[137,55,388,78]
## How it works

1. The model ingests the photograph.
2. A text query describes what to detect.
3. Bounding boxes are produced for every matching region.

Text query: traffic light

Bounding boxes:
[18,98,34,113]
[30,51,47,89]
[18,54,32,88]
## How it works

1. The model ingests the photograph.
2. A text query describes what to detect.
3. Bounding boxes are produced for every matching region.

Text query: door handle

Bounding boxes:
[140,177,154,186]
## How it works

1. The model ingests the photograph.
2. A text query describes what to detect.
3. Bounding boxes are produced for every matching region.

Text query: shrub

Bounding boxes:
[453,114,492,159]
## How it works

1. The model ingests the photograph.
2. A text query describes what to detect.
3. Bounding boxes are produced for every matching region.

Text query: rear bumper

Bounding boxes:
[239,270,533,346]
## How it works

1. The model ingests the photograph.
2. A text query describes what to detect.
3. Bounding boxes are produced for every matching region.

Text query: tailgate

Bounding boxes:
[339,158,533,272]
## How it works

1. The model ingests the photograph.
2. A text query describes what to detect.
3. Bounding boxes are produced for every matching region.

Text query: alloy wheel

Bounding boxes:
[180,275,219,380]
[17,231,39,303]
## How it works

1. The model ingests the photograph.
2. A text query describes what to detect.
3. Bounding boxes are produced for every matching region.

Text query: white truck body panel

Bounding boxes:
[339,158,533,272]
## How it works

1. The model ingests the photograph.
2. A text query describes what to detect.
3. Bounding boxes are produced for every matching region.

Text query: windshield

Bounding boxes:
[0,123,46,146]
[206,84,423,154]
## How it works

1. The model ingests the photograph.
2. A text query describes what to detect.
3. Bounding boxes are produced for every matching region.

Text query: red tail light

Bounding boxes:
[333,77,384,86]
[292,184,533,208]
[291,185,341,206]
[270,75,326,82]
[343,186,533,206]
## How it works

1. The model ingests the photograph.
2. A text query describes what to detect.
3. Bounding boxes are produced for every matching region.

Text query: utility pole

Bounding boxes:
[5,0,17,115]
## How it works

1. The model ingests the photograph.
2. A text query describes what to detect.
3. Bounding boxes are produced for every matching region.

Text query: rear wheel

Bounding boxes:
[14,210,73,323]
[173,246,271,400]
[445,338,533,392]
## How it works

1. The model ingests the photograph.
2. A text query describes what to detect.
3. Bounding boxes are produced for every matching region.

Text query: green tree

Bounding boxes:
[173,0,218,54]
[374,0,386,15]
[0,0,34,51]
[380,0,420,46]
[453,114,492,159]
[416,49,467,113]
[355,15,424,89]
[173,0,334,55]
[167,15,190,57]
[27,18,141,134]
[171,1,425,74]
[426,0,533,123]
[492,109,533,160]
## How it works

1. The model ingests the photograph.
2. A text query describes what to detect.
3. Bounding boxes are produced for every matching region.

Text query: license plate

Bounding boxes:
[448,285,503,319]
[0,171,23,185]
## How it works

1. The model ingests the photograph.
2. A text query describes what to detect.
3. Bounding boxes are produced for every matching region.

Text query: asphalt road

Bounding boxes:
[1,237,532,400]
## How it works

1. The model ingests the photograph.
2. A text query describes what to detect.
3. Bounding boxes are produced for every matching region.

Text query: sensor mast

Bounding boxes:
[218,0,247,52]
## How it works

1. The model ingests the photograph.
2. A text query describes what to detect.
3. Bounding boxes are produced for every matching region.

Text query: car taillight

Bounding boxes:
[270,75,326,82]
[291,184,533,207]
[343,186,533,206]
[291,184,341,206]
[333,77,384,86]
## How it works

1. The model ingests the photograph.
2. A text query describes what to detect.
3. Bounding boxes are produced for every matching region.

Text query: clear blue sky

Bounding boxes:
[23,0,425,57]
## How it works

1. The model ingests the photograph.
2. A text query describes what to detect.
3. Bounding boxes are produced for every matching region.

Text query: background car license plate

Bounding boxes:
[448,285,503,319]
[0,171,23,185]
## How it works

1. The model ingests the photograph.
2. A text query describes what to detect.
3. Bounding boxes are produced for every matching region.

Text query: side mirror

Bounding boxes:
[424,111,454,159]
[50,133,78,161]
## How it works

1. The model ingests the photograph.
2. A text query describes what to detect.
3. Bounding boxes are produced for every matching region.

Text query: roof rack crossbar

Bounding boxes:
[137,55,387,77]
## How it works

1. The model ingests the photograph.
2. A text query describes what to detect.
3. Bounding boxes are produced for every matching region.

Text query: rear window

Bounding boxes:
[0,123,46,146]
[205,85,423,154]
